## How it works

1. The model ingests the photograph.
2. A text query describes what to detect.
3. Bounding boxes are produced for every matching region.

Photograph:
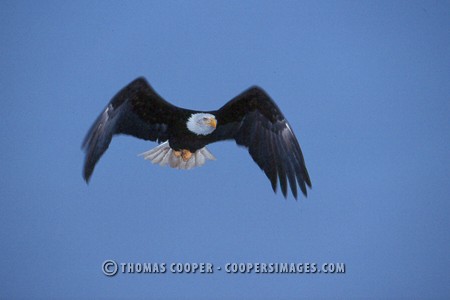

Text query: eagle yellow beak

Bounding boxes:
[208,117,217,128]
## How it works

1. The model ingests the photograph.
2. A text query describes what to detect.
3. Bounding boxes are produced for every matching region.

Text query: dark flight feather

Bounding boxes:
[211,87,311,198]
[82,77,178,182]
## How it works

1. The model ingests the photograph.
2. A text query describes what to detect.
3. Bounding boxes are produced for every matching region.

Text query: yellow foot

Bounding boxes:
[173,150,181,157]
[181,149,193,162]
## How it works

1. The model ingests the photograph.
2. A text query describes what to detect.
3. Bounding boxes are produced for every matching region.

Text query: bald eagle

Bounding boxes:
[82,77,311,199]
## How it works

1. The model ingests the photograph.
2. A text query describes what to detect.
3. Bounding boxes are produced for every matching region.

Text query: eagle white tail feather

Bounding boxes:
[139,141,215,170]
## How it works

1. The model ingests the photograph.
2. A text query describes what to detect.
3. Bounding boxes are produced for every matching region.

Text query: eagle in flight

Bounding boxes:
[82,77,311,199]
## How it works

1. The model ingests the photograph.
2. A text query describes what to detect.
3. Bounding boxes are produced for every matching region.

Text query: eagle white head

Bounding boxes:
[186,113,217,135]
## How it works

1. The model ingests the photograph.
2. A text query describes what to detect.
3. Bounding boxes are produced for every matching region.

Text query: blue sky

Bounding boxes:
[1,0,449,298]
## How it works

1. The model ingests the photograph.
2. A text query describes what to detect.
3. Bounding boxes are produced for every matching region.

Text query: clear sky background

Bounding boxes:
[1,1,449,299]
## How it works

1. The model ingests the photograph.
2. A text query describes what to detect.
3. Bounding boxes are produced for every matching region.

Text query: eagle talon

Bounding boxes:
[173,150,181,157]
[181,149,192,161]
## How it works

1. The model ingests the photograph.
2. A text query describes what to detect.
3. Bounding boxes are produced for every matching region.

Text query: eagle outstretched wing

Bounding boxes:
[212,87,311,199]
[82,77,178,182]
